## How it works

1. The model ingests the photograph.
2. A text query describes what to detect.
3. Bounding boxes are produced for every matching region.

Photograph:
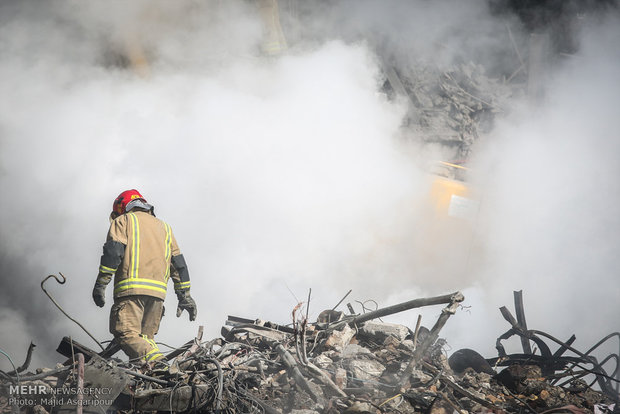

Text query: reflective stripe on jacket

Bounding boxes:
[100,210,182,300]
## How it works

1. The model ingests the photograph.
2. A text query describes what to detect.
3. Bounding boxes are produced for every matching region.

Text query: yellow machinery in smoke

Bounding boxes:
[429,161,479,222]
[419,161,482,285]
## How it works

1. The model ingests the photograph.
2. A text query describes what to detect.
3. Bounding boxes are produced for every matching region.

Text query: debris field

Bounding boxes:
[1,288,618,414]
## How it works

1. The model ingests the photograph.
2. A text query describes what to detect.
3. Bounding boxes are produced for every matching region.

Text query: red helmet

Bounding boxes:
[112,189,146,217]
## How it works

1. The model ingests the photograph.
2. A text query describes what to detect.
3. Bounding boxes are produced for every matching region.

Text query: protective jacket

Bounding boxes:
[96,210,191,300]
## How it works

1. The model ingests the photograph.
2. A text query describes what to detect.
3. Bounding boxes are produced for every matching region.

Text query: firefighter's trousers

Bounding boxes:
[109,295,165,363]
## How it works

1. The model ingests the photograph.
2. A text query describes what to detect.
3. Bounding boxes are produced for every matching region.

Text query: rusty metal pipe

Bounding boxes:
[347,291,464,327]
[76,353,84,414]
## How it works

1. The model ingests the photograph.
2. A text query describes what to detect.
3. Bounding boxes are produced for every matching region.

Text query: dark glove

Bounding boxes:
[92,282,106,307]
[176,291,197,321]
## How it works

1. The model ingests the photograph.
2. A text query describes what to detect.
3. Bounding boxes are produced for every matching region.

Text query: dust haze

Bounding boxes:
[0,0,618,371]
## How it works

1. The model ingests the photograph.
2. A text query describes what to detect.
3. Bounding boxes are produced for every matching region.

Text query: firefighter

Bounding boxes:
[92,189,197,365]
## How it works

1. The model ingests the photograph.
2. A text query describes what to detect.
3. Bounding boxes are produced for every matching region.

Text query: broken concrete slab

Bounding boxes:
[358,321,410,342]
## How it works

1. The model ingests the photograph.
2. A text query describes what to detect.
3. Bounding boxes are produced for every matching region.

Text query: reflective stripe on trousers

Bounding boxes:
[109,296,164,362]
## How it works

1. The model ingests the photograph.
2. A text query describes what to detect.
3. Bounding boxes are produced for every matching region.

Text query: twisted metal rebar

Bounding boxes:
[41,273,104,351]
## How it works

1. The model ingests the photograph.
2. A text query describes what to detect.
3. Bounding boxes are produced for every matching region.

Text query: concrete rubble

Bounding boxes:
[382,59,519,161]
[1,290,619,413]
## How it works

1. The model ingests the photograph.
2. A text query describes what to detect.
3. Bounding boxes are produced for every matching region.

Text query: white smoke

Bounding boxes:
[461,14,620,358]
[0,0,427,368]
[0,0,618,377]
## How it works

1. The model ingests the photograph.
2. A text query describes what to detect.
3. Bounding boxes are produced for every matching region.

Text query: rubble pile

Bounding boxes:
[383,60,518,161]
[1,290,618,414]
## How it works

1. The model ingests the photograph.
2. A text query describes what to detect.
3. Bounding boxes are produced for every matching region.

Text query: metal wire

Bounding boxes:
[41,273,104,351]
[204,358,224,411]
[530,329,619,399]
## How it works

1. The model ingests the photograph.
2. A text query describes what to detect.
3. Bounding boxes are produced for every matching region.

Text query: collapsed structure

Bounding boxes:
[1,285,618,413]
[382,58,517,162]
[2,25,617,413]
[1,2,618,413]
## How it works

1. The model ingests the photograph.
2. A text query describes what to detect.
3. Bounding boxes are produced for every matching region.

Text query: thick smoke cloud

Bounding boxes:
[0,0,618,374]
[0,0,423,368]
[290,0,524,75]
[462,13,620,356]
